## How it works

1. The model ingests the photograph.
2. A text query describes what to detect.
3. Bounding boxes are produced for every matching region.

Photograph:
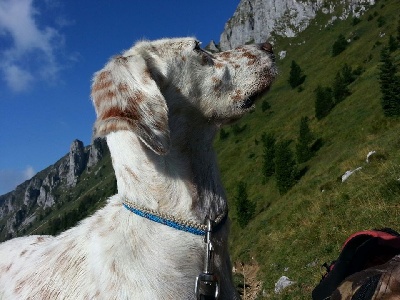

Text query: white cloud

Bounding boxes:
[23,165,35,180]
[0,165,36,195]
[0,0,68,92]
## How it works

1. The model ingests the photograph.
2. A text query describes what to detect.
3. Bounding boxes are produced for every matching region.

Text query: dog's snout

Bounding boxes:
[260,42,273,54]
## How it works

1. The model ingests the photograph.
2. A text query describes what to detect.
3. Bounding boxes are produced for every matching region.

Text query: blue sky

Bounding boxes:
[0,0,239,195]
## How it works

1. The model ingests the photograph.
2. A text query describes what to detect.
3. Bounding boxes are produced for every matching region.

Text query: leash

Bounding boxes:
[195,218,220,299]
[122,201,226,300]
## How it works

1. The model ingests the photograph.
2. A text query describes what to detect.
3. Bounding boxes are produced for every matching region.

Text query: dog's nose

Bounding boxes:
[260,42,273,54]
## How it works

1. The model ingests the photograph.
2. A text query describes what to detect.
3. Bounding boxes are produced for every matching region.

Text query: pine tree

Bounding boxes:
[261,132,276,181]
[341,63,355,85]
[288,60,306,89]
[388,35,398,52]
[296,117,314,163]
[332,34,349,57]
[379,47,400,116]
[332,70,351,103]
[234,181,255,228]
[315,85,334,120]
[275,140,297,195]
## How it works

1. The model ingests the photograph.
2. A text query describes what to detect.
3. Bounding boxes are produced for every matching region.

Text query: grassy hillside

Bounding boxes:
[214,0,400,298]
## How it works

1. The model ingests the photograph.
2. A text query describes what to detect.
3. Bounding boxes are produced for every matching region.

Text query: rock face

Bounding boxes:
[219,0,375,50]
[67,140,87,186]
[0,138,108,239]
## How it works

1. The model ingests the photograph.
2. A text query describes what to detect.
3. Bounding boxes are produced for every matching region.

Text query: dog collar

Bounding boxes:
[122,201,228,236]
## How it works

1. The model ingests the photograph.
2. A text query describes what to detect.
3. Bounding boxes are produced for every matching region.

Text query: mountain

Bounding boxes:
[0,138,113,241]
[1,0,399,298]
[219,0,376,50]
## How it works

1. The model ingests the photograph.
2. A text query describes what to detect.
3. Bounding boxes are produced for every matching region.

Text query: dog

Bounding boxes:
[0,37,276,299]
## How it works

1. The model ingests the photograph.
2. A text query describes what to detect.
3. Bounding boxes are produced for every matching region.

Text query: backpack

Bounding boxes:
[312,228,400,300]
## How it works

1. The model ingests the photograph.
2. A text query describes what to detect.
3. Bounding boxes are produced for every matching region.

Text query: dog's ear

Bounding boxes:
[91,54,170,155]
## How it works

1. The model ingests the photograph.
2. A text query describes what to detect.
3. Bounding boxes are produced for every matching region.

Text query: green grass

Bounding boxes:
[214,0,400,298]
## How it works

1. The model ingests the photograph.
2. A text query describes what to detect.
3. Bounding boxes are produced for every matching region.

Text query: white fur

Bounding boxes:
[0,37,276,299]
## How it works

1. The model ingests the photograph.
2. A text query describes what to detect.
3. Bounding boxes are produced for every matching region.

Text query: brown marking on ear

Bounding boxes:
[92,90,117,110]
[92,71,112,93]
[118,82,129,93]
[231,90,243,101]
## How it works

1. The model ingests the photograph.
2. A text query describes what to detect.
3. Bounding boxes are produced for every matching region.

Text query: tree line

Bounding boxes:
[232,15,400,229]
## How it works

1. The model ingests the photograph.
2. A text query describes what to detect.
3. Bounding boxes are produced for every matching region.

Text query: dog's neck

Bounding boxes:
[106,127,227,223]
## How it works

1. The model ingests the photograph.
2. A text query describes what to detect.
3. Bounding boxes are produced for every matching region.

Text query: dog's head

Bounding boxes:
[91,37,276,155]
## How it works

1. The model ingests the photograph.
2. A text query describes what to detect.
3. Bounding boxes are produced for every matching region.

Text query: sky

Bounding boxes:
[0,0,240,195]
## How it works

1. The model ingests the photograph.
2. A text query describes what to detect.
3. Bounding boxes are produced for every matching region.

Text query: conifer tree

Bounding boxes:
[332,34,349,56]
[296,117,314,163]
[234,181,255,228]
[388,35,398,52]
[379,47,400,116]
[275,140,297,195]
[315,86,334,120]
[288,60,306,89]
[332,72,348,103]
[261,132,276,181]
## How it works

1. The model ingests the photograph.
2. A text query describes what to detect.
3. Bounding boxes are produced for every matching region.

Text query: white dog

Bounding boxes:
[0,37,276,299]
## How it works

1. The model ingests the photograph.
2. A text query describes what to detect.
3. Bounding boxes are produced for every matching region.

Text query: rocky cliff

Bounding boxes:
[219,0,376,50]
[0,138,108,239]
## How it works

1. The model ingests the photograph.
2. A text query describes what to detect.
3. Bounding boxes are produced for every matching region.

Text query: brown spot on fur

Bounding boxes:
[20,250,28,257]
[242,51,257,61]
[220,52,231,59]
[118,83,129,93]
[5,263,12,272]
[111,260,117,273]
[15,278,28,293]
[181,56,186,61]
[92,79,113,93]
[212,77,223,91]
[215,62,224,69]
[114,55,128,65]
[124,166,139,181]
[231,90,243,101]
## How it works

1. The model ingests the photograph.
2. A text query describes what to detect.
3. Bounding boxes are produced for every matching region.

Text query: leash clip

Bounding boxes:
[195,219,220,299]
